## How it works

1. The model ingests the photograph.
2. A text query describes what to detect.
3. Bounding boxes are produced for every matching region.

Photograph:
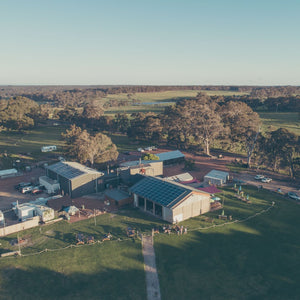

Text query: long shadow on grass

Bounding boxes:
[0,265,146,300]
[154,204,300,300]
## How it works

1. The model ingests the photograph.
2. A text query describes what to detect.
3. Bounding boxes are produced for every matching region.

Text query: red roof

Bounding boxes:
[197,186,221,194]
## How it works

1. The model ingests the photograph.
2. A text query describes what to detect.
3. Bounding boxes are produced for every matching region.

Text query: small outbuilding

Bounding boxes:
[39,176,60,194]
[130,176,210,223]
[105,189,132,206]
[204,170,229,186]
[0,168,18,179]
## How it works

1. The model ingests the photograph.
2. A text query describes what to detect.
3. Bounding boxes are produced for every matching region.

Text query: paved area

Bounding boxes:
[142,235,161,300]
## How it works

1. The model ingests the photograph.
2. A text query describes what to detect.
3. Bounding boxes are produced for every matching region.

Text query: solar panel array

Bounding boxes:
[47,162,85,180]
[131,177,192,208]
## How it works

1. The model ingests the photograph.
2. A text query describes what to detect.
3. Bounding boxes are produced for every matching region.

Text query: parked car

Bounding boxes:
[254,175,264,180]
[21,186,33,194]
[262,177,272,183]
[288,191,300,201]
[31,187,43,195]
[144,146,152,151]
[15,182,31,190]
[137,148,144,152]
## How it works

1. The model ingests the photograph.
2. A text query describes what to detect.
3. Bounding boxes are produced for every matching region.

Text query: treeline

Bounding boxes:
[60,93,299,177]
[1,85,299,110]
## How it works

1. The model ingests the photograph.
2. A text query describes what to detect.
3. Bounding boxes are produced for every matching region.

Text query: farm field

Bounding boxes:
[0,187,299,299]
[104,90,248,114]
[259,112,300,136]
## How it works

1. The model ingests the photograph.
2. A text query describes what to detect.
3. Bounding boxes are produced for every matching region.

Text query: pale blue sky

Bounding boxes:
[0,0,299,85]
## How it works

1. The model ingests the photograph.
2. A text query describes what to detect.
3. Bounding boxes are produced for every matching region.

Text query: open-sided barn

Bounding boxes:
[130,176,210,223]
[46,161,104,198]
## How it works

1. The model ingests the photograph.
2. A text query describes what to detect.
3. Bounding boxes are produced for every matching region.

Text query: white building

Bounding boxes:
[14,203,54,222]
[39,176,60,194]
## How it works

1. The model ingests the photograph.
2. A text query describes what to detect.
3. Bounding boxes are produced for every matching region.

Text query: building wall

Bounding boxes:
[59,175,71,196]
[71,173,102,198]
[162,207,173,223]
[0,216,40,237]
[39,177,60,194]
[204,176,223,185]
[172,193,210,223]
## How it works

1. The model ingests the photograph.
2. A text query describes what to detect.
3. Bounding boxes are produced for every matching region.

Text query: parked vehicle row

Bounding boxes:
[137,146,157,152]
[254,175,272,183]
[15,182,45,194]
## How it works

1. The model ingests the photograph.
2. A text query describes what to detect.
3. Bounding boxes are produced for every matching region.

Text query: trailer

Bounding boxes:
[41,145,57,152]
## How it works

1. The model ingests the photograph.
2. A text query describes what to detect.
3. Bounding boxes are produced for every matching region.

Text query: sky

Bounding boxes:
[0,0,300,85]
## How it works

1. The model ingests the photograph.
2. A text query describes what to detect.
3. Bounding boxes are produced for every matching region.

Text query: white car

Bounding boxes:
[288,191,300,201]
[137,148,144,152]
[254,175,264,180]
[262,177,272,183]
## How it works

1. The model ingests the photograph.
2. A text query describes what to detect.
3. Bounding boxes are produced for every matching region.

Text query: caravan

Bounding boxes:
[41,145,57,152]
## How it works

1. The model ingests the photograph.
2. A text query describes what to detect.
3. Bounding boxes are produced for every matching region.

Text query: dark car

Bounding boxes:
[15,182,31,191]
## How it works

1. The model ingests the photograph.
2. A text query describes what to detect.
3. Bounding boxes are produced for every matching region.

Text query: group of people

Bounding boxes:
[161,225,188,235]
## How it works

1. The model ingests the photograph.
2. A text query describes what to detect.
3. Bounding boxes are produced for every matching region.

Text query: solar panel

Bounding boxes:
[130,176,193,208]
[47,162,85,179]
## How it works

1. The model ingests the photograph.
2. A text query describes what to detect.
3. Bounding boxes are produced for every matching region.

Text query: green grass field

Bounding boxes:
[103,90,248,115]
[155,186,300,300]
[0,125,68,162]
[259,112,300,136]
[0,187,299,299]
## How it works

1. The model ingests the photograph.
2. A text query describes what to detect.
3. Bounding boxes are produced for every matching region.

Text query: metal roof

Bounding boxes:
[120,160,162,167]
[0,168,18,176]
[47,162,103,180]
[156,150,185,161]
[130,176,204,208]
[165,172,194,182]
[105,189,130,202]
[204,170,229,180]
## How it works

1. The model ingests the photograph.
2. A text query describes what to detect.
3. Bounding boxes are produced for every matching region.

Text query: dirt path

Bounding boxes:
[142,235,161,300]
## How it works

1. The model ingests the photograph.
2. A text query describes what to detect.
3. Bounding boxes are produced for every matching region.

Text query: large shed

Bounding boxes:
[130,176,210,223]
[156,150,185,165]
[46,161,104,198]
[204,170,229,186]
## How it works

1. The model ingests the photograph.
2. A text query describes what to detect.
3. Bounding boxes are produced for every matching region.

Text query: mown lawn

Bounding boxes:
[155,186,300,300]
[1,187,299,299]
[0,209,163,300]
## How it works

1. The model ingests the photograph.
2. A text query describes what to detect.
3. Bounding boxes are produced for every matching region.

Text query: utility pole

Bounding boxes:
[17,232,21,256]
[94,209,96,226]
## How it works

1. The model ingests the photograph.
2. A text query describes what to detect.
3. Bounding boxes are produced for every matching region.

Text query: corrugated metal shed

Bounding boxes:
[156,150,185,161]
[130,176,201,208]
[165,172,194,182]
[47,162,103,180]
[204,170,229,181]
